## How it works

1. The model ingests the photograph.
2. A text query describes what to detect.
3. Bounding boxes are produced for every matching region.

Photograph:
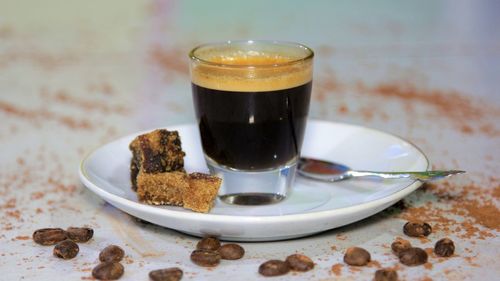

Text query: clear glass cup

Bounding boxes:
[189,40,313,205]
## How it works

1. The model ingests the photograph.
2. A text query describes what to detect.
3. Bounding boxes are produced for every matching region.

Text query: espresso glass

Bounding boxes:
[189,40,313,205]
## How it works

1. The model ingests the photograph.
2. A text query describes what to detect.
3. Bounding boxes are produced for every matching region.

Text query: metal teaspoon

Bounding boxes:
[298,157,465,182]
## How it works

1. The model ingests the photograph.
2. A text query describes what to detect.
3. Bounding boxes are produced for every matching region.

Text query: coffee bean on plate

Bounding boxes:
[33,228,67,245]
[391,238,412,255]
[149,267,183,281]
[99,245,125,263]
[343,247,371,266]
[218,244,245,260]
[66,227,94,242]
[92,262,124,280]
[190,249,221,267]
[403,221,432,237]
[196,237,221,251]
[434,238,455,257]
[374,268,398,281]
[258,260,290,277]
[53,240,79,259]
[398,247,428,266]
[285,254,314,272]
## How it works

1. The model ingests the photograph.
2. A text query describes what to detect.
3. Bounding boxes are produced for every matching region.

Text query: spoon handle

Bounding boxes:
[347,170,465,181]
[299,170,466,182]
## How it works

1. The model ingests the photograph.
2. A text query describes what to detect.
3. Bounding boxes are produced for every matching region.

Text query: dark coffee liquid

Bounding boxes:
[192,82,311,170]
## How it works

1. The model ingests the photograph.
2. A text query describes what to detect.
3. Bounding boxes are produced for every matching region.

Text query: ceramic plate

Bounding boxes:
[79,120,428,241]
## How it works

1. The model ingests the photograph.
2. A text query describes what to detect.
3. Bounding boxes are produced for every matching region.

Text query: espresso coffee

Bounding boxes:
[191,53,312,171]
[192,81,311,170]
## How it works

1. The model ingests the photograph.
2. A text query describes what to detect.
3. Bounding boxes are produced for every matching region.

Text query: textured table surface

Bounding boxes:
[0,0,499,280]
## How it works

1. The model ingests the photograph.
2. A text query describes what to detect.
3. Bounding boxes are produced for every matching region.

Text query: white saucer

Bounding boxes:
[79,120,428,241]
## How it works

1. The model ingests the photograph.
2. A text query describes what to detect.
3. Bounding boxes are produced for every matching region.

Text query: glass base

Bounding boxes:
[206,157,297,206]
[219,193,285,205]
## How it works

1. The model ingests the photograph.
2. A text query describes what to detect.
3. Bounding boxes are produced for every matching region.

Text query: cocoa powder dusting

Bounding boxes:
[0,101,94,130]
[331,263,343,276]
[367,260,382,268]
[88,82,115,96]
[1,199,16,209]
[150,46,189,76]
[364,81,481,119]
[314,72,343,102]
[493,185,500,199]
[312,72,499,136]
[462,202,500,231]
[15,236,30,240]
[396,181,500,240]
[362,81,499,135]
[43,89,128,115]
[0,48,77,70]
[460,125,474,134]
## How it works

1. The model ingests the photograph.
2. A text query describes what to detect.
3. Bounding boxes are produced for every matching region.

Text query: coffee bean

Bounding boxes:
[33,228,67,246]
[92,262,124,280]
[66,227,93,243]
[258,260,290,277]
[218,244,244,260]
[53,240,79,259]
[403,221,432,237]
[434,238,455,257]
[196,237,220,251]
[391,238,411,255]
[149,267,183,281]
[190,249,221,267]
[398,247,428,266]
[99,245,125,263]
[285,254,314,272]
[374,268,398,281]
[343,247,371,266]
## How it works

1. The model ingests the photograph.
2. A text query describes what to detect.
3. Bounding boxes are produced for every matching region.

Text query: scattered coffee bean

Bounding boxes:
[33,228,67,246]
[196,237,221,251]
[398,247,428,266]
[149,267,183,281]
[343,247,371,266]
[374,268,398,281]
[391,238,411,255]
[66,227,93,243]
[285,254,314,272]
[258,260,290,277]
[190,249,221,267]
[218,244,245,260]
[53,240,79,259]
[99,245,125,263]
[434,238,455,257]
[403,221,432,237]
[92,262,124,280]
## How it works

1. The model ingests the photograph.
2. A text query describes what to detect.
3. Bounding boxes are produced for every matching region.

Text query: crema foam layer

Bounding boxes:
[191,54,313,92]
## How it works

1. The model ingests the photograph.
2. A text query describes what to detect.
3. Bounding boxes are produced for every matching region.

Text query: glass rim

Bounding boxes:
[188,40,314,69]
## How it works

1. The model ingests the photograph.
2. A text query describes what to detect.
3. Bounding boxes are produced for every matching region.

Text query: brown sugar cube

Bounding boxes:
[137,171,189,206]
[184,173,222,213]
[129,129,185,190]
